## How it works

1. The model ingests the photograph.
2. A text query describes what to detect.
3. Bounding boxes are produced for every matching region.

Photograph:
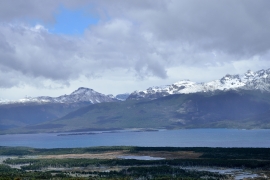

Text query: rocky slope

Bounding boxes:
[128,69,270,100]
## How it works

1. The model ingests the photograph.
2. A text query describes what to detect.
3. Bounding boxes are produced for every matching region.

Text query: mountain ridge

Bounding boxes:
[1,68,270,103]
[0,87,119,105]
[128,69,270,100]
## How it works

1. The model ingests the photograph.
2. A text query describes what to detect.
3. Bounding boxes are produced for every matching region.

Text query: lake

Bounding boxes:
[0,129,269,148]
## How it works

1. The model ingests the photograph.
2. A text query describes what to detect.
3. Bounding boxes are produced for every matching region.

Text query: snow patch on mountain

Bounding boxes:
[128,69,270,100]
[243,69,270,91]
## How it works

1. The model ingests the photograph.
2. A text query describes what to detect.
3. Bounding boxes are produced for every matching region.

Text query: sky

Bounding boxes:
[1,0,270,100]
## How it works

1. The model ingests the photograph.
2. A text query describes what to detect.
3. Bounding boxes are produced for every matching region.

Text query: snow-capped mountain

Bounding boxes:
[128,69,270,100]
[2,87,119,104]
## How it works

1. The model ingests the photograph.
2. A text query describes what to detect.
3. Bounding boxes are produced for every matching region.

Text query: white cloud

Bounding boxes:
[1,0,270,99]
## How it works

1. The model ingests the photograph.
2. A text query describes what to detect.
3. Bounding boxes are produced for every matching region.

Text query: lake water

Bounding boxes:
[0,129,269,148]
[118,155,165,160]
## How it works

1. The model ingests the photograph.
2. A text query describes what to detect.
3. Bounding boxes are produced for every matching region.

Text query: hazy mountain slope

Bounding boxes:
[0,102,91,131]
[175,91,270,128]
[12,90,270,133]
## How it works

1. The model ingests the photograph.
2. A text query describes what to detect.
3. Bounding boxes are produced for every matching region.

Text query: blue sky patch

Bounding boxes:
[48,7,98,35]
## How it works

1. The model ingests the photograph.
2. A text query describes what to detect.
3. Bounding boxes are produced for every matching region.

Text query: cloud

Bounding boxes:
[0,0,270,90]
[0,0,98,23]
[95,0,270,56]
[0,0,58,22]
[121,0,270,57]
[0,19,168,88]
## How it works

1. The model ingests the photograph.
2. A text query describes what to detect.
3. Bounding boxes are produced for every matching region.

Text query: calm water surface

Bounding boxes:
[0,129,269,148]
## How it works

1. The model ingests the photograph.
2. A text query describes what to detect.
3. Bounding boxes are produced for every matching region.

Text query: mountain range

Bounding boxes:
[1,68,270,134]
[128,69,270,100]
[2,68,270,104]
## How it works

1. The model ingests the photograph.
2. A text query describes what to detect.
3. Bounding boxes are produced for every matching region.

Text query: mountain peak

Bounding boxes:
[1,87,118,105]
[71,87,94,95]
[245,69,254,76]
